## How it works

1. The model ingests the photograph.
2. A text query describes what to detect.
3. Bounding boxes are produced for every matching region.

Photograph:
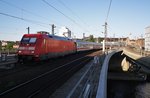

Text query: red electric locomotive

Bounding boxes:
[18,31,76,62]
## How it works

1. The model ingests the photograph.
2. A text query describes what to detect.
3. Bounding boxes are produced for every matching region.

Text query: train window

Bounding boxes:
[21,38,30,43]
[29,38,37,43]
[21,37,37,44]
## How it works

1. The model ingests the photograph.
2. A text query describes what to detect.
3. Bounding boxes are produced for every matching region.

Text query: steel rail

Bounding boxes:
[0,56,89,97]
[29,57,92,98]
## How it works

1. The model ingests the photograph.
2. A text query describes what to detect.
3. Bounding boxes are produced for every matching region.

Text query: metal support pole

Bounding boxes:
[102,22,107,54]
[27,27,30,34]
[52,24,56,35]
[102,40,105,52]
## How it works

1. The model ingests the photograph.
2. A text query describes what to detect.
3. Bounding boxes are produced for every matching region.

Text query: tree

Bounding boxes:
[97,37,103,43]
[6,41,15,50]
[89,35,95,42]
[85,35,95,42]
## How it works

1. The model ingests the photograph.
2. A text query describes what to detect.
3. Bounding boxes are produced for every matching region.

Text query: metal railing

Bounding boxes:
[96,51,116,98]
[0,54,7,62]
[0,53,17,69]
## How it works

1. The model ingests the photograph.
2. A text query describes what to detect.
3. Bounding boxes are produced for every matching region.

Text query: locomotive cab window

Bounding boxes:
[21,38,30,43]
[21,37,37,44]
[29,38,37,43]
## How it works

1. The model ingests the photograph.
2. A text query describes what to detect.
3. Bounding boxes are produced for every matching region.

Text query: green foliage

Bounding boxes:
[85,35,95,42]
[5,42,15,50]
[89,35,95,42]
[84,35,103,43]
[97,37,103,43]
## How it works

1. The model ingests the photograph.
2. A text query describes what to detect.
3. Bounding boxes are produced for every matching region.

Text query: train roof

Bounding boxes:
[37,31,72,41]
[23,32,72,41]
[48,35,71,41]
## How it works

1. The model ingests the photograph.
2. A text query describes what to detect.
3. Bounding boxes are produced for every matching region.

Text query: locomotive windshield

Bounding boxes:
[21,37,37,44]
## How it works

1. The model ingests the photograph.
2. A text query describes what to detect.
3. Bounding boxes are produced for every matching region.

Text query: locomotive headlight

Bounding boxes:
[19,47,25,50]
[18,50,22,53]
[31,51,34,54]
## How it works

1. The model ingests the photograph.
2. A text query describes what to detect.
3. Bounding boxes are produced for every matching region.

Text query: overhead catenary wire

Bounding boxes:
[0,0,90,34]
[102,0,112,53]
[42,0,77,24]
[0,12,50,29]
[0,0,46,20]
[57,0,92,33]
[0,0,62,27]
[57,0,89,26]
[105,0,112,22]
[42,0,90,32]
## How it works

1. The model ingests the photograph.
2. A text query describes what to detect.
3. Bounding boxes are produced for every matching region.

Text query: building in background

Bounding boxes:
[1,40,7,50]
[13,41,20,49]
[145,26,150,51]
[136,38,144,48]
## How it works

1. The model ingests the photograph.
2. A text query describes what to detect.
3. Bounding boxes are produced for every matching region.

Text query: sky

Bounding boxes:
[0,0,150,41]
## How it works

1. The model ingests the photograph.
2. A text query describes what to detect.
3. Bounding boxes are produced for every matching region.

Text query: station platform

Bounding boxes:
[50,56,102,98]
[123,47,150,73]
[123,47,150,64]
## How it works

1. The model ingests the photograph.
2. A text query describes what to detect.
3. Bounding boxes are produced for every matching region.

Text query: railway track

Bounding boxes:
[0,50,100,98]
[0,50,95,78]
